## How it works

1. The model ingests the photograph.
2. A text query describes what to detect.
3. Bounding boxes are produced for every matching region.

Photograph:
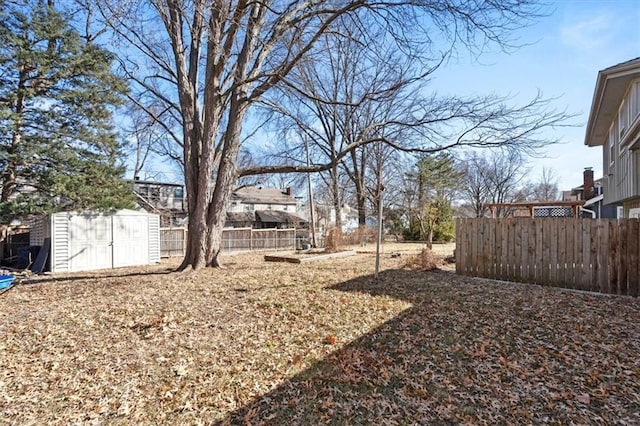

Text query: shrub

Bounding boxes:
[404,248,443,271]
[324,228,343,253]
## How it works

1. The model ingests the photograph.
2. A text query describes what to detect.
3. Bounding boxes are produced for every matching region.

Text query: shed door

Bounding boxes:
[68,215,113,272]
[112,214,149,268]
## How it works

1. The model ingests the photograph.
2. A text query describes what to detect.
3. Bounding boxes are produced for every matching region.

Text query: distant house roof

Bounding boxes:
[132,179,183,188]
[584,194,604,207]
[232,186,297,205]
[255,210,306,225]
[226,211,255,223]
[585,57,640,147]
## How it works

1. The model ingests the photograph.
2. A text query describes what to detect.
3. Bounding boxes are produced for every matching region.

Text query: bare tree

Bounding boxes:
[94,0,562,269]
[528,166,560,201]
[261,16,429,231]
[459,149,529,217]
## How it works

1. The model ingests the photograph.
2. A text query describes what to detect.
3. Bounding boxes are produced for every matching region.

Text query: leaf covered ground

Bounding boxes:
[0,252,638,424]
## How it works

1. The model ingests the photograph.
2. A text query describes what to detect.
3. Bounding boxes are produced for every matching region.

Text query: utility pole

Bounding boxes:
[305,136,317,248]
[374,141,384,279]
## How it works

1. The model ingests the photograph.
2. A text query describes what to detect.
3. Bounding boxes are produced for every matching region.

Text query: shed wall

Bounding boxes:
[46,210,160,273]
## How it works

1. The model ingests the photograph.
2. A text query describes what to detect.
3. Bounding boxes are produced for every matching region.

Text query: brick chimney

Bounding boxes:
[583,167,595,200]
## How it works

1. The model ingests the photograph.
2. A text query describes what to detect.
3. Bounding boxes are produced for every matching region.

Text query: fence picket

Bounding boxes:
[633,220,640,297]
[575,220,584,290]
[628,220,639,297]
[549,219,559,285]
[598,220,609,294]
[619,220,628,295]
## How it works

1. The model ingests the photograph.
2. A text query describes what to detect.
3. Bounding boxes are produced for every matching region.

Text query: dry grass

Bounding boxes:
[1,253,639,425]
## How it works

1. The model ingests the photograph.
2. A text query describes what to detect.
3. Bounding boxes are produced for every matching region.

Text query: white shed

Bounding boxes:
[30,210,160,273]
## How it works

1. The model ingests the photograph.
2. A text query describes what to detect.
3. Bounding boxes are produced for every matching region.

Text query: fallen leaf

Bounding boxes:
[576,394,590,405]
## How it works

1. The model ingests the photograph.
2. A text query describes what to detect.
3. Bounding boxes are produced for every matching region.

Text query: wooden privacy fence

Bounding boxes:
[456,218,639,297]
[160,227,296,257]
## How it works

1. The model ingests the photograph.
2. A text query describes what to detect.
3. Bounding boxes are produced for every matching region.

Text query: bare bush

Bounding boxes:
[404,248,444,271]
[324,228,344,253]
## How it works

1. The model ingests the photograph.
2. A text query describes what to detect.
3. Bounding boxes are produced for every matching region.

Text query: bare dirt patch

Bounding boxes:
[346,241,455,257]
[1,252,638,424]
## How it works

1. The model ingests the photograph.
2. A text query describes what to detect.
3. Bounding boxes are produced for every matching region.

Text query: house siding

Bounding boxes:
[604,145,640,205]
[600,77,640,207]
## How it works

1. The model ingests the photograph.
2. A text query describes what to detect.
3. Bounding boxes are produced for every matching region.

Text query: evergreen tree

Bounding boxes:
[407,153,461,246]
[0,0,134,224]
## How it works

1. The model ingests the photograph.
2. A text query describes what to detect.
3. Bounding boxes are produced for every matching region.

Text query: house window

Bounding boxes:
[609,125,616,165]
[618,101,627,138]
[632,81,640,122]
[244,203,254,211]
[137,185,149,195]
[174,188,184,199]
[150,187,160,200]
[283,205,288,211]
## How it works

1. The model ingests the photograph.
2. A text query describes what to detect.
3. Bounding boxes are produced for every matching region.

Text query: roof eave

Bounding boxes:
[585,58,640,148]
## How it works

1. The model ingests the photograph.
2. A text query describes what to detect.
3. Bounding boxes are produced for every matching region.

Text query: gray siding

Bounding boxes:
[603,144,640,205]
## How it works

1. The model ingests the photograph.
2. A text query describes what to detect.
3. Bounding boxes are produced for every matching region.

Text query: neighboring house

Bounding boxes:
[133,179,187,226]
[585,57,640,218]
[561,168,618,219]
[133,183,306,229]
[226,186,307,229]
[315,203,377,233]
[228,186,297,213]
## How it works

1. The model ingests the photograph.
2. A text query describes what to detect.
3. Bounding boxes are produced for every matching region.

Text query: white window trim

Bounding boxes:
[609,124,616,166]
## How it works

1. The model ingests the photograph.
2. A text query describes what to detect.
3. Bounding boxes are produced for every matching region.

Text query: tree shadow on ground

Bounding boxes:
[219,268,640,425]
[19,268,175,286]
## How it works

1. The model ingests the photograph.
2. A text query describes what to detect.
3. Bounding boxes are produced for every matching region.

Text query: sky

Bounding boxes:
[433,0,640,192]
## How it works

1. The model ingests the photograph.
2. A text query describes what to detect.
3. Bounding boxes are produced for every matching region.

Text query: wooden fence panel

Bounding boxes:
[513,219,523,282]
[589,220,599,293]
[598,220,609,294]
[497,217,506,278]
[160,228,187,258]
[549,219,559,286]
[534,218,544,283]
[455,220,465,275]
[160,227,296,257]
[631,220,640,297]
[608,221,618,294]
[618,220,628,295]
[507,219,516,281]
[455,218,639,297]
[581,220,591,291]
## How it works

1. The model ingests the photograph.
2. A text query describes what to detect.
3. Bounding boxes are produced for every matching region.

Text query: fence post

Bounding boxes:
[183,228,187,256]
